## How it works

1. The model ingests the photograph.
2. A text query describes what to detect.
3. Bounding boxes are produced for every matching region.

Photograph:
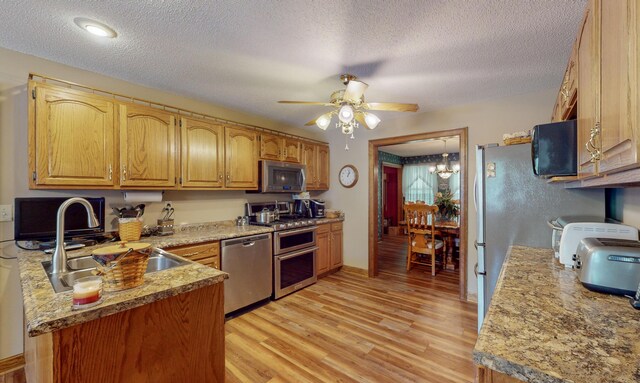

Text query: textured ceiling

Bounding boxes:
[0,1,587,129]
[379,136,460,157]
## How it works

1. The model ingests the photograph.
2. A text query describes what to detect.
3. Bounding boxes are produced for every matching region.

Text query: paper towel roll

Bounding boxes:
[123,191,163,203]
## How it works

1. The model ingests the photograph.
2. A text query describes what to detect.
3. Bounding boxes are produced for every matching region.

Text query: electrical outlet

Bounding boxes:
[0,205,12,222]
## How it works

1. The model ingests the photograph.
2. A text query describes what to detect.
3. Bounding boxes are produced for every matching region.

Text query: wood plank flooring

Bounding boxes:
[225,235,478,383]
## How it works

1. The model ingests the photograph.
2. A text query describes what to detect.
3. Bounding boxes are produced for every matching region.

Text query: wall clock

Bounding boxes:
[339,164,359,188]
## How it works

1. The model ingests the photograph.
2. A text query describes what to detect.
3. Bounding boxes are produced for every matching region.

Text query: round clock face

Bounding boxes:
[339,165,358,188]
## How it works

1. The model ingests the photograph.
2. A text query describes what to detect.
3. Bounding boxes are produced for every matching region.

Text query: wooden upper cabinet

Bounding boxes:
[598,0,638,173]
[283,138,301,163]
[577,1,598,178]
[225,126,258,189]
[260,133,301,163]
[317,145,330,190]
[180,117,224,188]
[31,84,116,187]
[259,133,283,161]
[119,104,176,187]
[302,143,318,189]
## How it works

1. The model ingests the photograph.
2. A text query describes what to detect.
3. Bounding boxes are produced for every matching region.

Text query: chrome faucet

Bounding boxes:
[51,197,100,274]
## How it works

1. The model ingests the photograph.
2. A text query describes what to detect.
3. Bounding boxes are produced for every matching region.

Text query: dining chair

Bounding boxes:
[404,203,445,276]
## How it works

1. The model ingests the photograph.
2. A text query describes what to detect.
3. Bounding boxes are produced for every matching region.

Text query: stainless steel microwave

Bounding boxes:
[531,119,577,178]
[259,160,306,193]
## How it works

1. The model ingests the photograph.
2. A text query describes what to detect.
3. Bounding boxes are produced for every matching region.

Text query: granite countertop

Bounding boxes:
[18,221,275,337]
[473,246,640,383]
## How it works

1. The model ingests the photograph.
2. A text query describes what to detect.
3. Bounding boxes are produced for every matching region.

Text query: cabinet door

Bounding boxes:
[317,145,330,190]
[302,143,318,189]
[33,84,115,187]
[119,104,176,187]
[282,138,301,163]
[225,126,258,189]
[330,225,343,268]
[180,117,224,188]
[577,1,599,177]
[316,225,330,275]
[598,0,637,173]
[259,133,283,161]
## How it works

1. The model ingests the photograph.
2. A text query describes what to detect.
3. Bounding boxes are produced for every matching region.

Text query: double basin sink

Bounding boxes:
[42,248,190,293]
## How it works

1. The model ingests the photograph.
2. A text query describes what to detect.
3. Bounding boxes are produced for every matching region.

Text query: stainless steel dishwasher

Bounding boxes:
[221,233,272,314]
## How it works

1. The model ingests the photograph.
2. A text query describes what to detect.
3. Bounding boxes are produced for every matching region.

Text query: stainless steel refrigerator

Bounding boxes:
[475,143,604,330]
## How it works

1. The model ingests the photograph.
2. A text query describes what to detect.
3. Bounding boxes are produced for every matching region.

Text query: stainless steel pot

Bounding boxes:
[256,208,274,224]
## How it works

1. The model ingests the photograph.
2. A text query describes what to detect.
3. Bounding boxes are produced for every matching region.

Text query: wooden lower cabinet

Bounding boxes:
[476,366,522,383]
[316,222,343,276]
[25,283,225,383]
[164,241,220,269]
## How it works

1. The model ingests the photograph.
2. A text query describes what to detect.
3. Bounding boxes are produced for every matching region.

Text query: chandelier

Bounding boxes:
[429,139,460,179]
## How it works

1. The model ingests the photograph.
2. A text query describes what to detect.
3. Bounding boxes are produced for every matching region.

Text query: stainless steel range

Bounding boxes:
[246,201,317,299]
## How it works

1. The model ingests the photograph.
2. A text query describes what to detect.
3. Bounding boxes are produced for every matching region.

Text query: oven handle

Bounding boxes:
[276,226,318,237]
[276,246,319,261]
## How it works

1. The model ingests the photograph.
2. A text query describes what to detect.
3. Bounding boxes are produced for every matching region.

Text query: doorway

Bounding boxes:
[382,164,402,233]
[368,128,469,300]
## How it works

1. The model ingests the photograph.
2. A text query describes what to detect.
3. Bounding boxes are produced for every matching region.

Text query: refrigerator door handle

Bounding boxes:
[474,263,486,276]
[473,174,478,212]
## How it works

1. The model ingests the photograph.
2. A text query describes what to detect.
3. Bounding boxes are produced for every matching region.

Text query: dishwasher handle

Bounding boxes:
[222,233,271,247]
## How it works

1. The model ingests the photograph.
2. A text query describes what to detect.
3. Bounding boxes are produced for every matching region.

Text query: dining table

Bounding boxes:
[434,220,460,270]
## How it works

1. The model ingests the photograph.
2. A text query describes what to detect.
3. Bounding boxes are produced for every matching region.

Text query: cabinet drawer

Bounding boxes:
[166,241,219,261]
[317,223,331,234]
[197,256,220,269]
[331,222,343,232]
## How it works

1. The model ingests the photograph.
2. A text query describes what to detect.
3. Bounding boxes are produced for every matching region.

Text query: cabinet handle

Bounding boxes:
[108,164,112,181]
[219,174,223,181]
[586,122,601,163]
[226,173,230,181]
[122,165,127,181]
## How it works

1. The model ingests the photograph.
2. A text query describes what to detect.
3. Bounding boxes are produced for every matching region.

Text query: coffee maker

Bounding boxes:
[309,199,325,218]
[293,199,313,218]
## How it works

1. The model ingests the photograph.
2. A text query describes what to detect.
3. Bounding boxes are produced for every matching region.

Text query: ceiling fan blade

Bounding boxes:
[304,117,319,126]
[354,112,371,130]
[278,101,335,106]
[363,102,419,112]
[342,80,368,102]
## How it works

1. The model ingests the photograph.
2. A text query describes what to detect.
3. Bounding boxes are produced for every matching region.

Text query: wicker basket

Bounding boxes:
[119,219,142,241]
[101,251,150,291]
[503,136,532,146]
[93,242,151,292]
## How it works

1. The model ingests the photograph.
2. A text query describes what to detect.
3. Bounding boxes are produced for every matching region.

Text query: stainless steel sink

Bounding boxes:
[42,248,191,293]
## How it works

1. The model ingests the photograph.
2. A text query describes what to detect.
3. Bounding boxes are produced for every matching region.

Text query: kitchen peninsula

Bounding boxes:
[473,246,640,383]
[17,222,273,383]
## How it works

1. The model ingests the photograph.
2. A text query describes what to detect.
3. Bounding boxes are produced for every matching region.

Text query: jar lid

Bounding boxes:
[92,242,151,256]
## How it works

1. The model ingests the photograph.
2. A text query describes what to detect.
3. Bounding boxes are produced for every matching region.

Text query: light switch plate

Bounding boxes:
[0,205,12,222]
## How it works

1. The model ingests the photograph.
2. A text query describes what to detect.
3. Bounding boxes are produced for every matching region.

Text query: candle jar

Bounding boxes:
[72,276,103,309]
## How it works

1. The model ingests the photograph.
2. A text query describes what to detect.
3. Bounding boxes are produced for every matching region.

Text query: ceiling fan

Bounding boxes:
[278,74,419,146]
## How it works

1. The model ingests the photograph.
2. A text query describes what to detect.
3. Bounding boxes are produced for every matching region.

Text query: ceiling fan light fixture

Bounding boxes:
[338,104,354,123]
[316,113,332,130]
[74,17,117,38]
[363,112,381,129]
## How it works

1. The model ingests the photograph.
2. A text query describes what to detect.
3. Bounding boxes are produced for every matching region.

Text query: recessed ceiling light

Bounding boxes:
[74,17,117,38]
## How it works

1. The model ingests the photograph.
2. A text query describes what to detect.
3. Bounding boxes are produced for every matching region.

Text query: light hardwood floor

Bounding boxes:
[225,234,478,383]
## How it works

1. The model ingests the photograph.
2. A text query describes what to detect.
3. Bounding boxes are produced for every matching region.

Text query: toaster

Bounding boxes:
[575,238,640,296]
[558,222,638,267]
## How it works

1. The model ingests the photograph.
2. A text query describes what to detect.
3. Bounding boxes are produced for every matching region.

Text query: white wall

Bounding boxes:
[322,88,558,296]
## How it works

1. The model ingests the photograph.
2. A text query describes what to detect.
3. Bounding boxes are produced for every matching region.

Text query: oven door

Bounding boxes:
[274,226,317,255]
[274,246,318,299]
